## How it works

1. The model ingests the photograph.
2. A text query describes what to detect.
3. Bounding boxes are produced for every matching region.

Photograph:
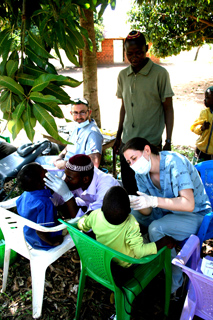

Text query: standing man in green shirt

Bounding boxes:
[113,30,174,195]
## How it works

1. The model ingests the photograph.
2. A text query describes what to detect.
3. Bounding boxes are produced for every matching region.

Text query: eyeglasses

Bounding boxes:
[71,110,88,116]
[72,98,89,106]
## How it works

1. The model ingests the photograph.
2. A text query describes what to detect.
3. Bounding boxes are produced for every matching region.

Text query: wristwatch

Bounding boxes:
[165,139,171,144]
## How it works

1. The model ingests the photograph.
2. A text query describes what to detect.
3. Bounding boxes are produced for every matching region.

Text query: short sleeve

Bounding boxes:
[116,71,123,99]
[168,157,194,197]
[158,68,174,102]
[85,131,103,155]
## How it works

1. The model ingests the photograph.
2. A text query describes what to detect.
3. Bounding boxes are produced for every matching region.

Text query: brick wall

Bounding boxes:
[79,39,159,65]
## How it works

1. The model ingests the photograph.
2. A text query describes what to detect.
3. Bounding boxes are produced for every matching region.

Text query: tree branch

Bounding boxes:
[190,15,213,27]
[174,25,208,39]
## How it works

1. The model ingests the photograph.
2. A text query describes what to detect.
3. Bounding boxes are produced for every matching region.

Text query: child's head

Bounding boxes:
[204,86,213,111]
[17,163,47,191]
[102,186,131,225]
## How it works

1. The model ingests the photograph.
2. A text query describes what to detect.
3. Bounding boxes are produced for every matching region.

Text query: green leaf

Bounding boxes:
[25,45,46,68]
[9,50,19,61]
[0,29,10,57]
[0,60,6,75]
[45,62,57,75]
[0,93,11,113]
[12,100,26,120]
[24,103,35,142]
[6,60,19,78]
[65,39,79,66]
[39,101,64,118]
[0,76,24,96]
[33,103,58,136]
[31,74,66,92]
[56,20,66,48]
[30,92,62,104]
[16,73,36,87]
[0,90,10,102]
[28,32,54,59]
[65,28,85,49]
[56,76,82,88]
[42,83,71,105]
[54,43,64,68]
[2,38,13,62]
[24,63,47,78]
[12,118,24,140]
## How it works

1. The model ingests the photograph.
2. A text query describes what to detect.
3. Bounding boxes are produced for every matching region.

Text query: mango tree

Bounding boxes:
[0,0,115,142]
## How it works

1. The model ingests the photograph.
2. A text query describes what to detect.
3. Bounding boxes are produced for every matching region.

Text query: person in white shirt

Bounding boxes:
[36,98,103,169]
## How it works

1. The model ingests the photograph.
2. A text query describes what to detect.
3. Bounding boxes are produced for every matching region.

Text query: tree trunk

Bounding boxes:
[79,9,101,128]
[194,46,201,61]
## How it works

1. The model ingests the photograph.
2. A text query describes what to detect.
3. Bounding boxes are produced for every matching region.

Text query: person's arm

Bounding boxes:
[113,99,125,154]
[157,188,195,212]
[162,97,174,151]
[53,146,67,169]
[89,152,102,168]
[57,197,79,219]
[130,189,195,214]
[77,214,92,232]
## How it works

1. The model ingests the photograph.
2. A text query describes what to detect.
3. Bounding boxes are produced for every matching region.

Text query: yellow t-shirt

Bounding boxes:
[190,108,213,154]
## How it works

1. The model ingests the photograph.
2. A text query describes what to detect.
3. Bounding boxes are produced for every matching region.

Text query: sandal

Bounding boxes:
[71,251,80,263]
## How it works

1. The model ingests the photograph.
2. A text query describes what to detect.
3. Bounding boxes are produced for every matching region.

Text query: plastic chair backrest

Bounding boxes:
[195,160,213,207]
[60,219,165,287]
[173,234,213,320]
[60,219,172,320]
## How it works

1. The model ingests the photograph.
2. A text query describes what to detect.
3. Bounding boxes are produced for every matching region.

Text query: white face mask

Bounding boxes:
[75,119,90,129]
[130,152,151,175]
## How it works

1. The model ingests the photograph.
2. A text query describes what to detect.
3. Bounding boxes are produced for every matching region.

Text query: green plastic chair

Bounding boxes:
[59,219,172,320]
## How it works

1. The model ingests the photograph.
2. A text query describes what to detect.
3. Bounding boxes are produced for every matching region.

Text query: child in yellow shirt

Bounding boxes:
[191,86,213,162]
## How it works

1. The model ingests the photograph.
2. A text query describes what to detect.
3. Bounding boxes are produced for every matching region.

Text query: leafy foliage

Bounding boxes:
[128,0,213,57]
[0,0,116,142]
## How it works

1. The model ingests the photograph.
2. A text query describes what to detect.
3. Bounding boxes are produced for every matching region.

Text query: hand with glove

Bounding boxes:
[129,191,158,210]
[44,172,74,202]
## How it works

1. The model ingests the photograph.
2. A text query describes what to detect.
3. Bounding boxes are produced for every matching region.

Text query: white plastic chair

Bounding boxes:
[172,234,213,320]
[0,196,78,319]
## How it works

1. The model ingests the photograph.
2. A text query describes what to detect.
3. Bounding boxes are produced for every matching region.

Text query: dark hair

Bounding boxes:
[124,30,146,47]
[102,186,131,225]
[122,137,159,155]
[17,163,45,191]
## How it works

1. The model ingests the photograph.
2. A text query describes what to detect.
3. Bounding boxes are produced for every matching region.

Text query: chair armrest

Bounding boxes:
[172,234,200,267]
[0,196,20,209]
[58,217,79,229]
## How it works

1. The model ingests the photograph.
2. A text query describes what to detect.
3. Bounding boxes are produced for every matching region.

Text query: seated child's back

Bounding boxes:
[78,186,174,267]
[16,163,63,250]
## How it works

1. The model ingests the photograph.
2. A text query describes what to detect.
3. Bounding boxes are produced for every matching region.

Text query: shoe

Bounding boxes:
[171,273,188,302]
[71,251,80,263]
[170,291,180,301]
[110,292,115,304]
